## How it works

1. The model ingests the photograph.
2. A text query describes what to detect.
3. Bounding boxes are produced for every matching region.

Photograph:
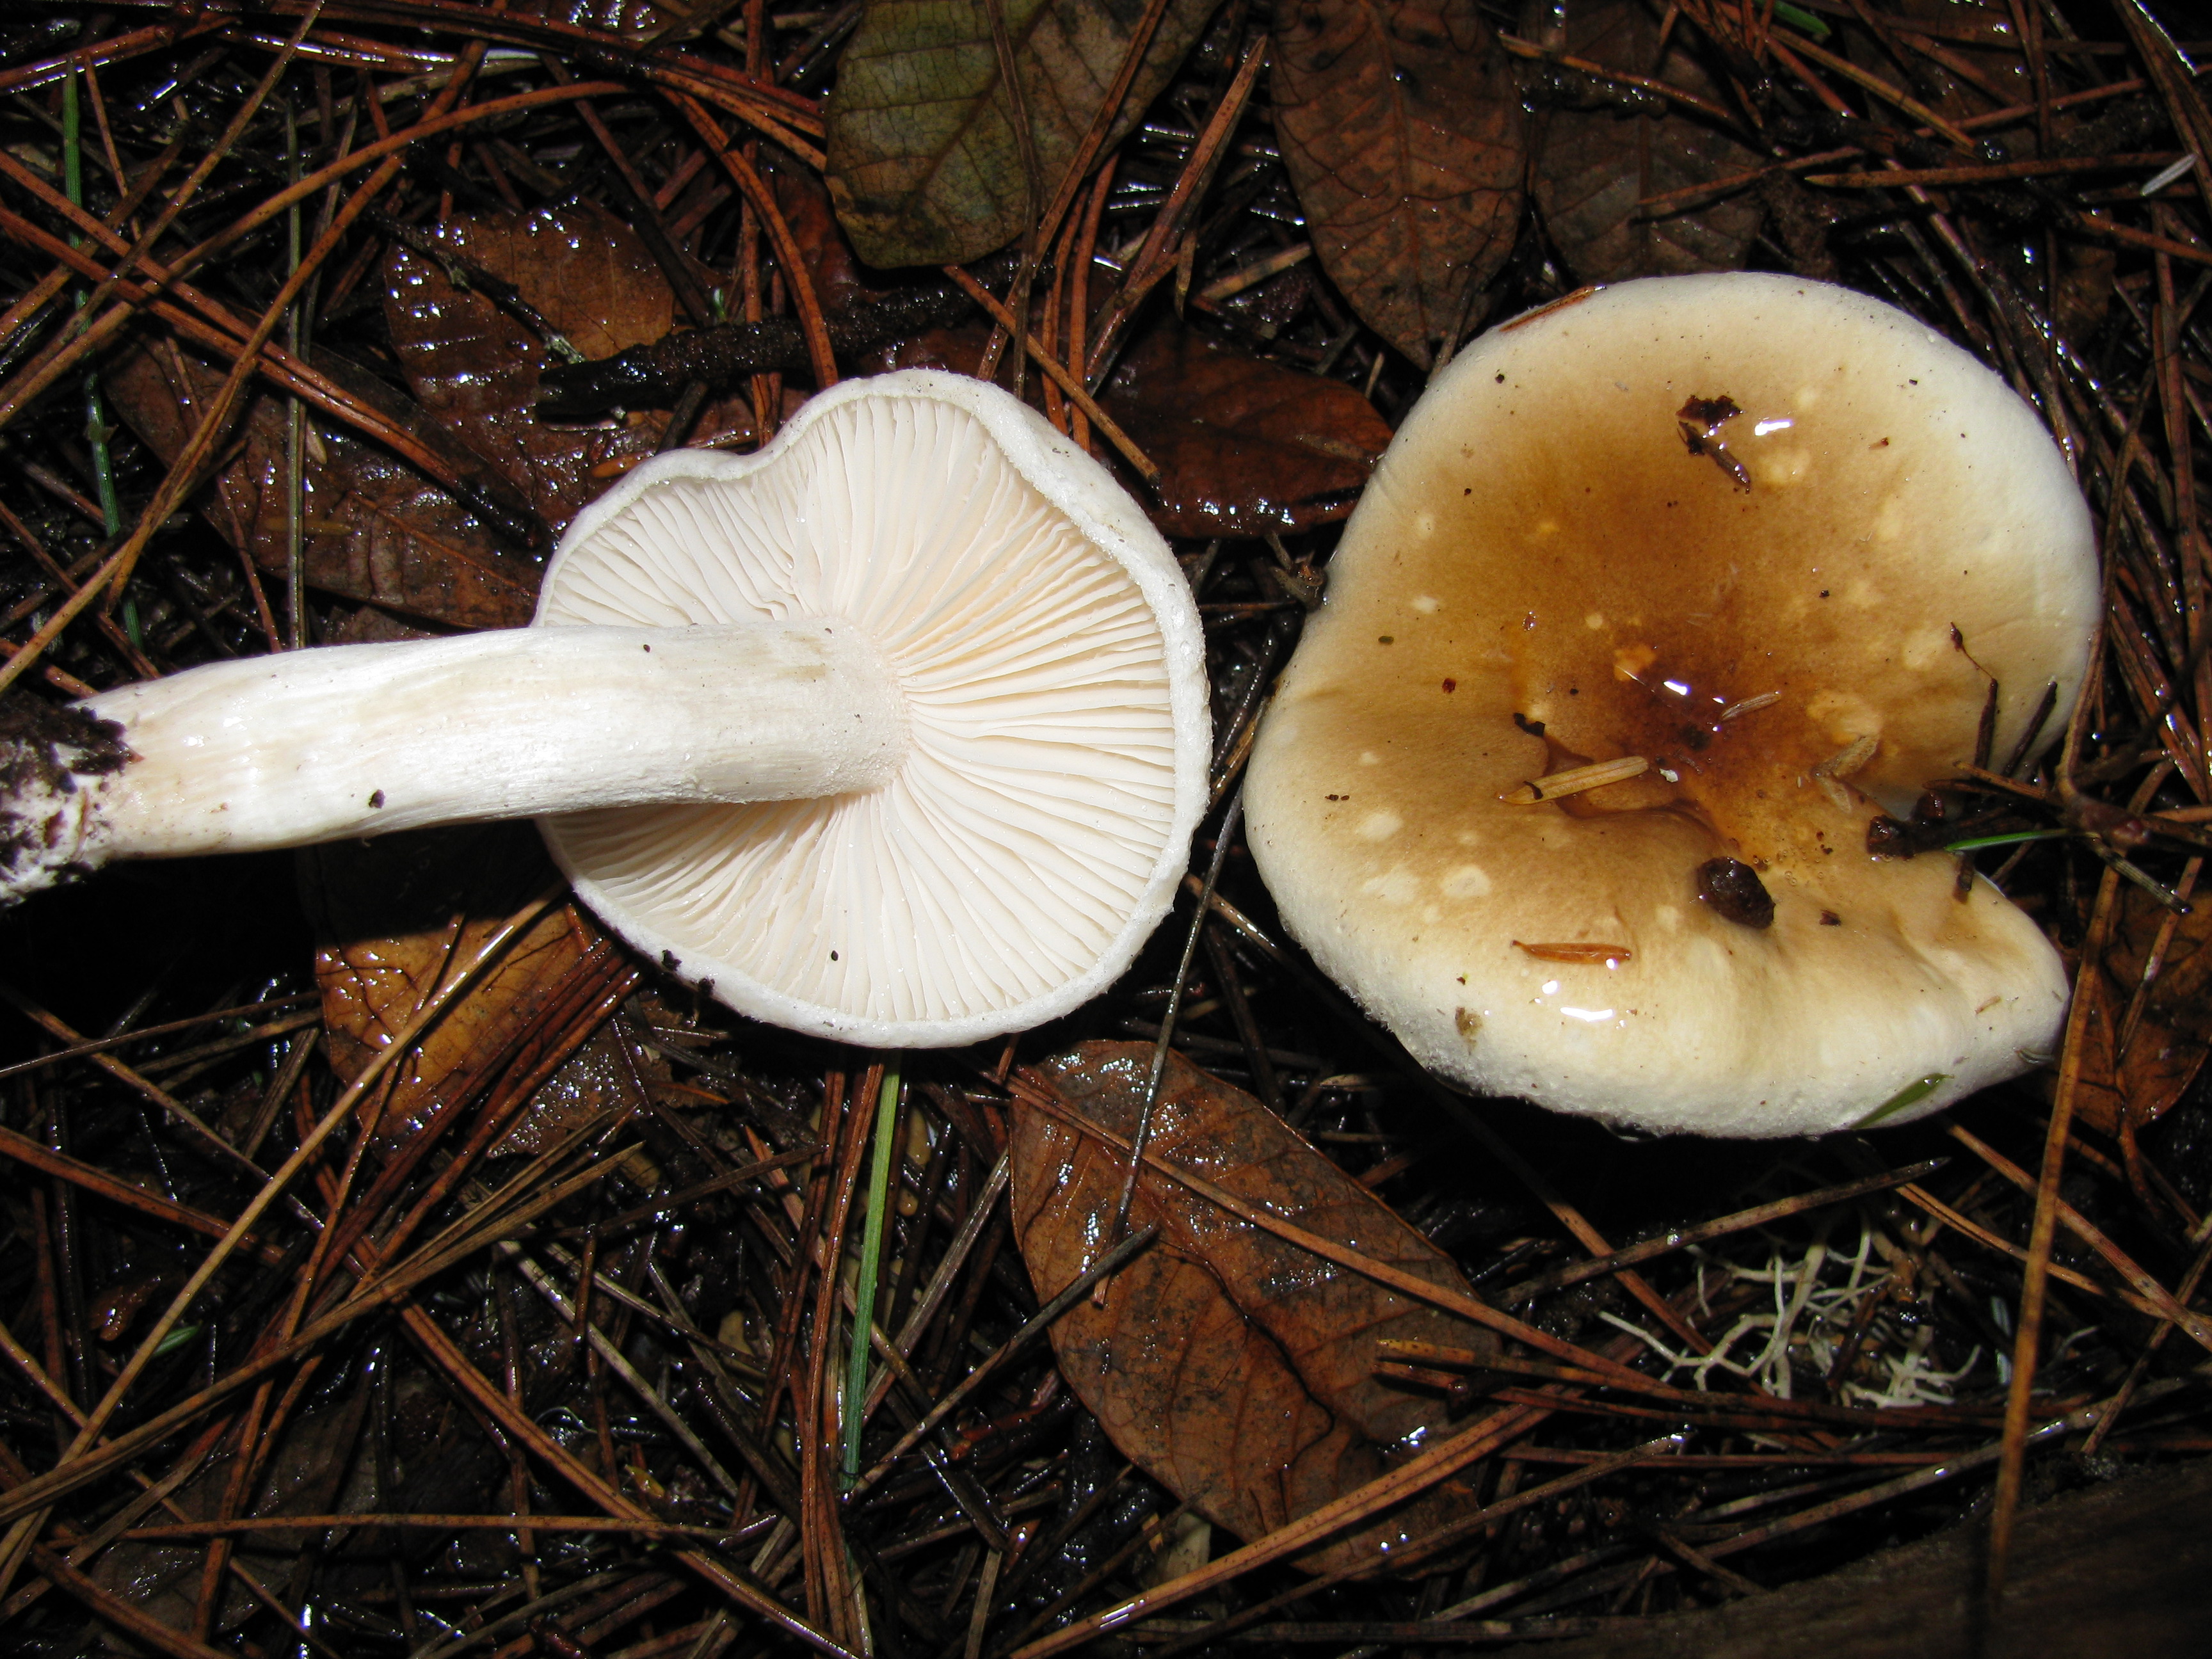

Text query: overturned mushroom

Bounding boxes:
[1246,275,2096,1137]
[4,371,1210,1048]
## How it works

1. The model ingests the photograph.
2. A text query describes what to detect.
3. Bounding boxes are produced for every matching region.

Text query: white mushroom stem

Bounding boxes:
[4,620,907,895]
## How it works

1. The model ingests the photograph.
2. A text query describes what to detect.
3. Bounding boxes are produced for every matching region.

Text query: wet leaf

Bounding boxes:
[304,824,630,1162]
[1100,323,1392,536]
[2053,241,2117,343]
[824,0,1219,267]
[1009,1041,1492,1572]
[775,152,886,316]
[773,156,995,374]
[384,202,756,531]
[1848,0,2032,126]
[344,1361,512,1563]
[1528,0,1763,284]
[874,322,997,374]
[499,1017,668,1158]
[104,341,543,630]
[1272,0,1526,367]
[90,1387,371,1628]
[2072,884,2212,1135]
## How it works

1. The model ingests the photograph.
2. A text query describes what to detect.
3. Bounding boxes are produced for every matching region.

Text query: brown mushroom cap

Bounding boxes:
[1246,275,2095,1137]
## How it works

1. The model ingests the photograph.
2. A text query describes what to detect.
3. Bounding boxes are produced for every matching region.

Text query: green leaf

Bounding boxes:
[826,0,1219,268]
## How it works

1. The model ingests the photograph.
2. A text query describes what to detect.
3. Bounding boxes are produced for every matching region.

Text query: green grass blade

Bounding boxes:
[1943,829,2070,854]
[1852,1073,1950,1130]
[842,1059,902,1485]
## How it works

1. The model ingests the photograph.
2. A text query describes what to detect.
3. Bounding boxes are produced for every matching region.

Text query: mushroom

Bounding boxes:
[4,370,1210,1048]
[1244,274,2097,1137]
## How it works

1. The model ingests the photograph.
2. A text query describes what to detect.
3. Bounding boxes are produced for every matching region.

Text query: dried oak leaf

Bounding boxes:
[1528,0,1763,284]
[1010,1041,1493,1573]
[305,823,635,1164]
[384,201,756,530]
[1272,0,1526,367]
[104,341,541,630]
[824,0,1219,268]
[1100,323,1391,536]
[2071,882,2212,1137]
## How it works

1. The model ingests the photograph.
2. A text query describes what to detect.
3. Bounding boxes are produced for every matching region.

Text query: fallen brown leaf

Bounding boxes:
[1863,0,2033,125]
[104,340,543,631]
[1529,0,1763,284]
[1010,1041,1493,1573]
[1100,323,1392,537]
[304,824,627,1165]
[1272,0,1526,366]
[90,1387,373,1627]
[383,201,756,529]
[2072,880,2212,1136]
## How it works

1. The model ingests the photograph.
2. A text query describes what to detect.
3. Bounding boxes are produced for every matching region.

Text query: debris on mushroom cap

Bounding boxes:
[538,370,1210,1049]
[1244,275,2096,1138]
